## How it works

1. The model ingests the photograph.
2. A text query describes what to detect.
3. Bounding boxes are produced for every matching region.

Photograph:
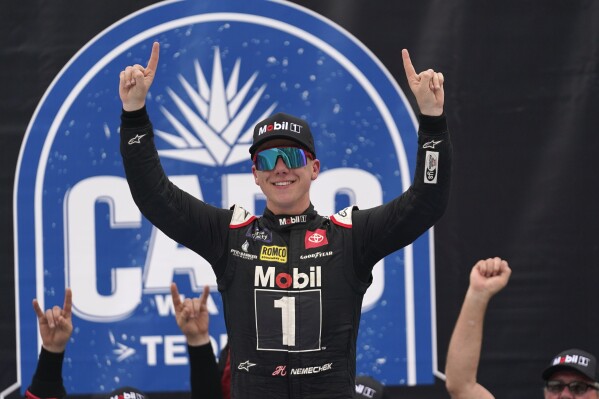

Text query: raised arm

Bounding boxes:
[352,51,451,276]
[445,258,511,399]
[118,43,232,271]
[171,283,223,399]
[26,289,73,399]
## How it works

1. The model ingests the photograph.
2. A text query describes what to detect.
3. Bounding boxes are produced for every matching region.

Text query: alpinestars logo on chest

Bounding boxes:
[238,360,256,372]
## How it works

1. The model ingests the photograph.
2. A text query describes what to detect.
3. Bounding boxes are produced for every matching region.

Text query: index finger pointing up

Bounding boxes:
[402,49,417,82]
[171,282,182,308]
[32,298,44,319]
[63,288,73,317]
[145,42,160,76]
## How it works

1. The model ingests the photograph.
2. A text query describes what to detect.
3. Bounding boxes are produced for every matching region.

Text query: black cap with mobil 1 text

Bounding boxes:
[249,112,315,157]
[355,375,386,399]
[542,348,599,382]
[104,387,148,399]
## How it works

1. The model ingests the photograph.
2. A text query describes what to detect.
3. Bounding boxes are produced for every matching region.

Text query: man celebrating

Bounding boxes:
[119,42,451,398]
[445,258,599,399]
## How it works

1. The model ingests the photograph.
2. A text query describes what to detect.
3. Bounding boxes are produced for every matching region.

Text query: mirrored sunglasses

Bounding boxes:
[253,147,312,171]
[546,380,599,396]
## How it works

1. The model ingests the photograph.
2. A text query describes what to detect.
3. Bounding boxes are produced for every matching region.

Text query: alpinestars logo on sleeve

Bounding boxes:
[127,133,147,145]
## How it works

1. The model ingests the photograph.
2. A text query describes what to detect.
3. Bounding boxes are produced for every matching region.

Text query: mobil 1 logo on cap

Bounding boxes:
[13,0,437,395]
[258,120,303,135]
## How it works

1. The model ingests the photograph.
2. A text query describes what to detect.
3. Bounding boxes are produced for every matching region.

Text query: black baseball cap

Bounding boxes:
[104,386,148,399]
[542,348,599,382]
[249,112,316,157]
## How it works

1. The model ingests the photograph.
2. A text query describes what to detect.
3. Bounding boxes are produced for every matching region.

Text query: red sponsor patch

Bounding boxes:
[305,229,328,248]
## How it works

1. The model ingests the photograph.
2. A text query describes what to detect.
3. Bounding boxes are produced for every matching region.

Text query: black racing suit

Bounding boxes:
[120,107,451,398]
[25,348,66,399]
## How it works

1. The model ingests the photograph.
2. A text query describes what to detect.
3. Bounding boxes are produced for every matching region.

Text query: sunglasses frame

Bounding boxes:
[545,380,599,395]
[253,146,314,171]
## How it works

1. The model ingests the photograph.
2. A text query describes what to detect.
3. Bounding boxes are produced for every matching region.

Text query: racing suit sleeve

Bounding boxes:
[25,347,67,399]
[119,107,232,276]
[189,343,223,399]
[352,114,452,281]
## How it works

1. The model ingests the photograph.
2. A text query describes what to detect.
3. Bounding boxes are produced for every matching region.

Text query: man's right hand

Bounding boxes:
[171,283,211,347]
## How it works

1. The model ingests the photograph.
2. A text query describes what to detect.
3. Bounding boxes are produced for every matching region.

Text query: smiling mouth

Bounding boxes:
[273,181,293,186]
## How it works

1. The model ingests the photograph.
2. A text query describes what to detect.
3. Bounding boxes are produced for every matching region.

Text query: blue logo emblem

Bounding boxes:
[14,1,436,395]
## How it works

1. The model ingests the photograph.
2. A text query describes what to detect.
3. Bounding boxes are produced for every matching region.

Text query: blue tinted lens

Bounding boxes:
[255,147,308,171]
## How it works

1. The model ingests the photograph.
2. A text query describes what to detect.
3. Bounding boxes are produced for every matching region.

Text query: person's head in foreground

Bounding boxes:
[104,386,148,399]
[542,349,599,398]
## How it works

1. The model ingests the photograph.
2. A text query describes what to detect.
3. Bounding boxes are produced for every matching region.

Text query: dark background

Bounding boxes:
[1,1,598,398]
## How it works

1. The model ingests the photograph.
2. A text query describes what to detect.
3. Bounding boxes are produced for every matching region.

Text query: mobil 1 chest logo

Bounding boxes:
[254,248,323,351]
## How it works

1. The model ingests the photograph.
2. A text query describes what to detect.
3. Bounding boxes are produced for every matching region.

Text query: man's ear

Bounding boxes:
[311,159,320,180]
[252,165,259,185]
